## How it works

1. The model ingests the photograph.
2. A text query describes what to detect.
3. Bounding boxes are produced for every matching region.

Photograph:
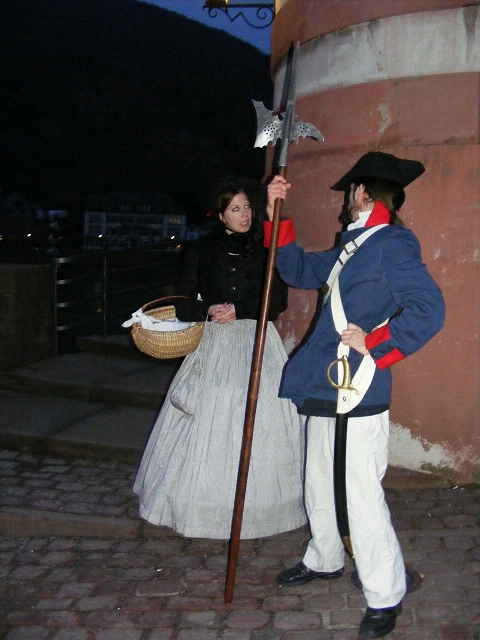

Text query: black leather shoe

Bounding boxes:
[359,603,402,638]
[276,561,344,586]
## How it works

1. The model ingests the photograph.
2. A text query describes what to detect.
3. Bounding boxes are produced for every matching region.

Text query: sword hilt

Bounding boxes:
[326,355,359,393]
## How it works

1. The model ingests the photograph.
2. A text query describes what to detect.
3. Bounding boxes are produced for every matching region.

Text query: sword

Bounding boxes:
[224,42,323,604]
[327,355,356,558]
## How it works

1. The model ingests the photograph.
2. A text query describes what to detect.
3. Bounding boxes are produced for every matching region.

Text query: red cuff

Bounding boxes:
[263,217,296,248]
[365,324,391,350]
[375,348,405,370]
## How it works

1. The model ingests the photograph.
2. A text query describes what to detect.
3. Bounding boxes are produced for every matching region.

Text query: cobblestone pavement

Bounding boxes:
[0,448,479,640]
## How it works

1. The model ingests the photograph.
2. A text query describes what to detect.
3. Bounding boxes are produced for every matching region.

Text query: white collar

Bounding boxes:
[347,210,372,230]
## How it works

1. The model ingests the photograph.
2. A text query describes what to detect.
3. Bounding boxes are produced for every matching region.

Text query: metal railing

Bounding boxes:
[51,240,187,355]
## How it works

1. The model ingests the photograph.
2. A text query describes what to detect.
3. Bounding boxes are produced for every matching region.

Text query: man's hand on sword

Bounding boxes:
[341,323,369,355]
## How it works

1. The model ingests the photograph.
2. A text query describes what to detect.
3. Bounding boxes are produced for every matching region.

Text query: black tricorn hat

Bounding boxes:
[330,151,425,191]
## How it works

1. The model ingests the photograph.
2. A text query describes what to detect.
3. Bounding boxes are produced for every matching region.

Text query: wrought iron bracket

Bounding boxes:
[203,2,274,29]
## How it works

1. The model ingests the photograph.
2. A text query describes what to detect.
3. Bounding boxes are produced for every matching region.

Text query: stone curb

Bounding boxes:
[0,507,141,539]
[0,373,165,409]
[2,505,477,543]
[0,433,142,466]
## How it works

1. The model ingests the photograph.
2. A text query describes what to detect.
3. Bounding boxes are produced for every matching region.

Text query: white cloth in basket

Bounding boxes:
[122,308,195,332]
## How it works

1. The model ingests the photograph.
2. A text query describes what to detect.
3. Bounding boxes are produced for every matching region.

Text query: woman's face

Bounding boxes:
[219,192,252,234]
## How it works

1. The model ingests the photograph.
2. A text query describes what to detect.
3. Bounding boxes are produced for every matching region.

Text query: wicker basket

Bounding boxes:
[130,296,204,359]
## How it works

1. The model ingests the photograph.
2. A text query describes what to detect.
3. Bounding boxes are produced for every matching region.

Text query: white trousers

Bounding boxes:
[302,412,406,609]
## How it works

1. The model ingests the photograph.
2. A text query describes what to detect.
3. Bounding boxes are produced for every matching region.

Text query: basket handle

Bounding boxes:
[141,295,190,313]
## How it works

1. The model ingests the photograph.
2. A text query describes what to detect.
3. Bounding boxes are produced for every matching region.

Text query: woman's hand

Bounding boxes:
[341,323,369,355]
[208,303,236,324]
[266,175,291,221]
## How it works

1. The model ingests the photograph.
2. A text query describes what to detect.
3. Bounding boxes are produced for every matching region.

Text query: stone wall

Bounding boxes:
[0,264,54,370]
[270,0,480,484]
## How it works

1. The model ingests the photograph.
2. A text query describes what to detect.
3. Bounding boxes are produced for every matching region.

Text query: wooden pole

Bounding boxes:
[224,166,287,604]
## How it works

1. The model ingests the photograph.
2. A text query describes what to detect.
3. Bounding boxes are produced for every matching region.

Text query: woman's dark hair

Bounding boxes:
[355,177,406,225]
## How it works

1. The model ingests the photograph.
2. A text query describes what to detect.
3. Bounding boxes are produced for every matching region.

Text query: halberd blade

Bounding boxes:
[253,100,282,148]
[292,119,324,143]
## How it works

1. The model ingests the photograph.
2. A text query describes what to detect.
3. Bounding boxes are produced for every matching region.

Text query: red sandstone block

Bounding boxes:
[10,566,50,580]
[329,608,362,627]
[416,605,457,623]
[138,610,179,627]
[261,595,302,611]
[46,539,77,551]
[144,631,174,640]
[225,609,269,629]
[437,573,479,589]
[3,626,50,640]
[57,582,95,598]
[160,555,203,569]
[303,594,345,611]
[95,630,143,640]
[5,610,42,626]
[329,578,355,595]
[36,598,74,610]
[210,597,259,611]
[464,560,480,575]
[346,591,367,609]
[186,540,227,555]
[179,611,220,627]
[418,561,460,576]
[115,541,141,553]
[273,612,322,631]
[392,628,440,640]
[9,580,58,599]
[44,610,82,627]
[184,581,223,598]
[77,540,114,551]
[467,588,480,605]
[75,595,119,611]
[40,552,73,565]
[258,540,308,557]
[109,552,156,568]
[140,540,185,554]
[121,596,168,612]
[218,630,251,640]
[444,515,478,528]
[45,568,78,582]
[416,517,445,530]
[427,548,467,562]
[241,557,279,570]
[204,555,228,570]
[136,580,181,597]
[283,631,337,640]
[0,552,15,565]
[84,610,141,627]
[51,629,91,640]
[177,630,217,640]
[184,568,220,581]
[166,596,213,611]
[233,583,279,599]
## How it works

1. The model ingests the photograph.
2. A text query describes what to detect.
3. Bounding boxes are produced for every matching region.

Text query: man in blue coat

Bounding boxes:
[265,152,445,638]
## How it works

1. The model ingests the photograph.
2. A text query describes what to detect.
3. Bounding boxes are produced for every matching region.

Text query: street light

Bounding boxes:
[203,0,274,29]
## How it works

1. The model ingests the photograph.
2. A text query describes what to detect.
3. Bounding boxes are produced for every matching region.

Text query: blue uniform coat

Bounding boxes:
[267,205,445,417]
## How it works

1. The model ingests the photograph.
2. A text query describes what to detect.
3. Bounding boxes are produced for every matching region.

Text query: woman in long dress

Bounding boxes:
[133,177,306,539]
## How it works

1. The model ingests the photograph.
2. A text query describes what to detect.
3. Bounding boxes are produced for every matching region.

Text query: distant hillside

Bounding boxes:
[0,0,272,219]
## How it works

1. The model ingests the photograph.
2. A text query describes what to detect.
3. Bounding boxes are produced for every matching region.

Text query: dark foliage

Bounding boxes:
[0,0,272,220]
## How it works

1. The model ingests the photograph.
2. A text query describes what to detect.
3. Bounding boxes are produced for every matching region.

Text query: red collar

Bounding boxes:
[365,201,390,227]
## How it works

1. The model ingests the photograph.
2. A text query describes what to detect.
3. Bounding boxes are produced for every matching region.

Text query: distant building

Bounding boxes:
[83,192,186,250]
